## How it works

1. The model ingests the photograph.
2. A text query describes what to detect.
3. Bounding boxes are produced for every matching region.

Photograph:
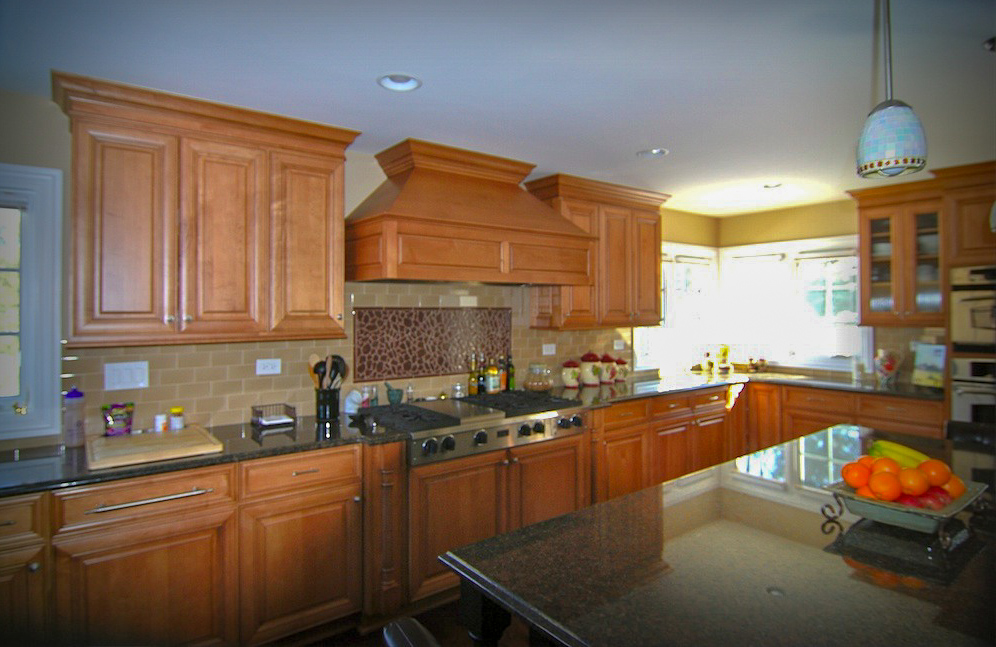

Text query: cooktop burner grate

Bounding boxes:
[356,404,460,433]
[457,390,580,417]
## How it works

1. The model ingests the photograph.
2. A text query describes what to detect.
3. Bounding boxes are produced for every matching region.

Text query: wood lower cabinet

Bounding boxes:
[51,465,238,646]
[687,413,726,474]
[856,394,944,439]
[653,419,691,484]
[54,72,357,347]
[746,382,781,452]
[237,446,363,645]
[408,434,589,602]
[602,423,652,500]
[526,174,666,330]
[0,493,48,644]
[362,442,406,619]
[781,386,856,442]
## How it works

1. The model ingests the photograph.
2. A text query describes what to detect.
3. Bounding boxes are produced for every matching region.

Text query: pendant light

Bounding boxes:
[856,0,926,177]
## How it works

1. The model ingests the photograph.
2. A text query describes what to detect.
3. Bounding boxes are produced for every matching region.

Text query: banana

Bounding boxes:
[868,439,930,469]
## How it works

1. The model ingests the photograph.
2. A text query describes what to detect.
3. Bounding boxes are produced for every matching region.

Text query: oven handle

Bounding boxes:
[953,386,996,398]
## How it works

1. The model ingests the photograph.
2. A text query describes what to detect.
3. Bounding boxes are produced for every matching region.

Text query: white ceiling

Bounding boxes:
[1,0,993,215]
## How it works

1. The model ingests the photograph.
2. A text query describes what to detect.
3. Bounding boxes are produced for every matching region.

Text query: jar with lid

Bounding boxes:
[523,364,553,391]
[63,387,85,447]
[169,406,185,431]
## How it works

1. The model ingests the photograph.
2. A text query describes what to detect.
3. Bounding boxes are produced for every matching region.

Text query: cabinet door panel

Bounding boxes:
[71,123,178,340]
[239,485,362,644]
[598,206,632,326]
[408,454,506,601]
[603,425,649,500]
[180,138,267,335]
[631,210,662,325]
[269,151,346,337]
[747,383,781,452]
[552,199,599,328]
[0,544,47,642]
[509,435,588,528]
[946,185,996,266]
[53,507,237,646]
[653,421,690,483]
[688,414,726,473]
[782,409,851,443]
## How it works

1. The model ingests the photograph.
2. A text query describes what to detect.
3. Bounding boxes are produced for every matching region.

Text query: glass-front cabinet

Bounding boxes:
[858,199,944,327]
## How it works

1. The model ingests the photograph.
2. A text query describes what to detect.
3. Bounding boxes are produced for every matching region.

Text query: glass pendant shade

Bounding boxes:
[857,99,927,177]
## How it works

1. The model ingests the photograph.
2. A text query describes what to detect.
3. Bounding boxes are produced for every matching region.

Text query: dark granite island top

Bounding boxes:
[441,426,994,647]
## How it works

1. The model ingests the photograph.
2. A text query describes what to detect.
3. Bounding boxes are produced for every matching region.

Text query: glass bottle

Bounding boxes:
[498,355,507,391]
[506,352,516,391]
[486,357,500,394]
[467,354,478,395]
[477,352,487,394]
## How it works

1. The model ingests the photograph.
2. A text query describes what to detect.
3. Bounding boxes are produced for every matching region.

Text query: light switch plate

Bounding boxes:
[256,358,281,375]
[542,343,556,356]
[613,340,625,350]
[104,361,149,391]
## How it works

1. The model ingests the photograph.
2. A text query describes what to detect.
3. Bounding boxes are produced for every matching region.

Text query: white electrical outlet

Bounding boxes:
[104,361,149,391]
[542,343,556,356]
[613,340,625,350]
[256,358,281,375]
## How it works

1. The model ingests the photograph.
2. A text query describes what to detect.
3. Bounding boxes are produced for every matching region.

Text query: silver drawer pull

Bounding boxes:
[708,395,719,401]
[292,468,320,476]
[618,411,635,417]
[85,487,214,514]
[667,403,678,409]
[0,520,16,527]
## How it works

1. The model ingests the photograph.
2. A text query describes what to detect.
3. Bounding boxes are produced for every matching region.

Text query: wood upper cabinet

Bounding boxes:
[526,174,667,330]
[934,161,996,267]
[54,72,358,347]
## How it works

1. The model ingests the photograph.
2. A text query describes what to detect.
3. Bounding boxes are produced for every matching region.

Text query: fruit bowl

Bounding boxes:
[824,480,988,534]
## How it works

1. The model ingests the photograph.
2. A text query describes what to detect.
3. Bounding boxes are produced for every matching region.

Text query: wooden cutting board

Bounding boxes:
[86,424,224,470]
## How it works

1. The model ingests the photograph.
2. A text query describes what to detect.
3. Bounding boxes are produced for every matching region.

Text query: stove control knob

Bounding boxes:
[518,424,532,436]
[532,422,546,435]
[421,438,439,456]
[571,415,584,428]
[473,430,488,445]
[440,435,456,452]
[557,417,571,429]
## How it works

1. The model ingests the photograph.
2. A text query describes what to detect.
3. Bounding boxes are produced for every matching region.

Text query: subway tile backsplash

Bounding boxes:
[61,282,631,438]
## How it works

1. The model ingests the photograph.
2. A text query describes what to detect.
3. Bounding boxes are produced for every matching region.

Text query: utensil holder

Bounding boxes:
[316,388,340,421]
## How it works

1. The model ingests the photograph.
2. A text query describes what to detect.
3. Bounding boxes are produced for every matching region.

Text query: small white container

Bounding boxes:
[63,387,85,448]
[169,406,185,431]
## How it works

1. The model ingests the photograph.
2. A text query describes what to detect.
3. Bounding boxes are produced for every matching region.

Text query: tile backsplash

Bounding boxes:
[59,282,631,440]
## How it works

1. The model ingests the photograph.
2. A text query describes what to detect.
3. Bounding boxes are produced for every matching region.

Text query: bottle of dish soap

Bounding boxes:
[63,387,85,447]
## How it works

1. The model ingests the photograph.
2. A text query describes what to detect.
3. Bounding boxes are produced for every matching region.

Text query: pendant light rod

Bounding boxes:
[882,0,893,102]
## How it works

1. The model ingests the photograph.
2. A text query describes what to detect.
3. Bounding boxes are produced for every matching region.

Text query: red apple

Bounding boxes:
[917,486,952,510]
[895,494,924,508]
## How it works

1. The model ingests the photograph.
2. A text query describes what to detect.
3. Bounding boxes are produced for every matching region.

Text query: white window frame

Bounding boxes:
[0,163,62,439]
[718,235,872,372]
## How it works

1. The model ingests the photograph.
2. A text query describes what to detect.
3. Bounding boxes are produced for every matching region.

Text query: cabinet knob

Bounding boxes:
[353,496,361,503]
[183,315,193,322]
[27,562,41,573]
[337,313,343,320]
[164,314,176,323]
[502,459,510,466]
[511,457,519,464]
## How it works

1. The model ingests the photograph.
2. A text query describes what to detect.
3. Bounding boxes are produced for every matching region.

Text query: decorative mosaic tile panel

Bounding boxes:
[353,307,512,382]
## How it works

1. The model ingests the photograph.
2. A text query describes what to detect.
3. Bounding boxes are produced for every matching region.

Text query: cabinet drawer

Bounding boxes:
[0,493,46,547]
[857,395,943,425]
[691,388,727,412]
[53,464,236,534]
[603,399,649,428]
[650,394,691,419]
[240,445,362,502]
[783,387,856,414]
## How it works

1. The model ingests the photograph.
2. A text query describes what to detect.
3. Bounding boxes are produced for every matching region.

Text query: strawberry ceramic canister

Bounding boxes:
[561,360,581,388]
[600,354,617,384]
[580,351,601,386]
[615,358,629,381]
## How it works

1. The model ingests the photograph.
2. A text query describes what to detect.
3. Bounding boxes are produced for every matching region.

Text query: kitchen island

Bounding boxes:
[440,425,994,647]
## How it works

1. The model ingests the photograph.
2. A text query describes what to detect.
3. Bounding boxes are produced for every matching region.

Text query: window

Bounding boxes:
[633,243,718,372]
[719,236,871,371]
[798,425,863,489]
[0,164,62,439]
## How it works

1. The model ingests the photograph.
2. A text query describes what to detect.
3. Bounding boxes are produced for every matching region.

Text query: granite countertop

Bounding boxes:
[553,371,944,407]
[442,426,994,647]
[0,414,409,498]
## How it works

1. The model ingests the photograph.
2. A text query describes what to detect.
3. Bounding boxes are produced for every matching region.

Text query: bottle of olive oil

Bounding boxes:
[506,352,515,391]
[467,354,478,396]
[486,357,500,394]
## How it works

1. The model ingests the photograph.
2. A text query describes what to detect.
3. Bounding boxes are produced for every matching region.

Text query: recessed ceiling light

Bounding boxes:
[636,148,670,159]
[763,183,783,189]
[377,73,422,92]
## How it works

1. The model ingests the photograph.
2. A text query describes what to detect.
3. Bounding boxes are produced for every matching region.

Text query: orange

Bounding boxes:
[941,474,966,499]
[918,459,952,487]
[855,485,875,498]
[871,456,901,475]
[868,471,902,501]
[842,462,871,488]
[857,455,876,469]
[898,467,929,496]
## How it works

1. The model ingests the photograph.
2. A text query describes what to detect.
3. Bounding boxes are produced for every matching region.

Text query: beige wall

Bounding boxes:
[661,208,720,246]
[716,200,858,247]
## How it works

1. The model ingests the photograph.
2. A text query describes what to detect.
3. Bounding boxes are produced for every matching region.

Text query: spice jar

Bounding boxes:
[169,406,185,431]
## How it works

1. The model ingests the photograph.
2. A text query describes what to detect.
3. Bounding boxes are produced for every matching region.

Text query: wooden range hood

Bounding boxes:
[345,139,595,285]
